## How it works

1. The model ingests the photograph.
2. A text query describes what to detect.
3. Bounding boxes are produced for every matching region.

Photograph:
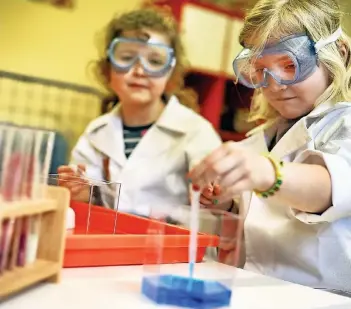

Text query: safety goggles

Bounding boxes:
[233,28,342,89]
[107,37,176,77]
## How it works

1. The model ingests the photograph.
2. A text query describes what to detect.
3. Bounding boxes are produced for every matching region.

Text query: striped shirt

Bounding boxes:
[123,123,153,158]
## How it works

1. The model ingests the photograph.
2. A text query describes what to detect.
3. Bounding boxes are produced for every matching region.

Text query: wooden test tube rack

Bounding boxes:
[0,186,70,299]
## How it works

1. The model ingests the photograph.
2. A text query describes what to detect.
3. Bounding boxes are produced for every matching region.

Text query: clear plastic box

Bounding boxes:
[142,203,244,308]
[47,174,121,233]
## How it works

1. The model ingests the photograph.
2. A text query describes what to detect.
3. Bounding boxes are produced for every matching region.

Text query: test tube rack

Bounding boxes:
[0,186,69,300]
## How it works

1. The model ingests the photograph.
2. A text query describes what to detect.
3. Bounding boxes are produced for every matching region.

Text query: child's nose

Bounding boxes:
[131,61,146,76]
[266,75,286,92]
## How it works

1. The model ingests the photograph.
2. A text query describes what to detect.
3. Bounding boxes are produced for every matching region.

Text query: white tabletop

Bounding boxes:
[2,262,351,309]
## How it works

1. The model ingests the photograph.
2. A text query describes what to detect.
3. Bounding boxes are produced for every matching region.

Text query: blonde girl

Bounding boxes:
[189,0,351,295]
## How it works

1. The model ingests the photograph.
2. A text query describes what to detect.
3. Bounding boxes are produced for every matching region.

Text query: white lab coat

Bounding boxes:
[242,101,351,294]
[70,96,222,216]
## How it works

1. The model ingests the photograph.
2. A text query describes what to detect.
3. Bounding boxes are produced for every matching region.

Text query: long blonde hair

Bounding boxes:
[240,0,351,132]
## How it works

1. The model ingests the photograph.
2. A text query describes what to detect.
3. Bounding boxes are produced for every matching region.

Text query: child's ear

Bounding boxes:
[337,40,350,66]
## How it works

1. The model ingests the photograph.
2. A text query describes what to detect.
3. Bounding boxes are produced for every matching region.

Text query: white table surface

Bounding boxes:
[2,262,351,309]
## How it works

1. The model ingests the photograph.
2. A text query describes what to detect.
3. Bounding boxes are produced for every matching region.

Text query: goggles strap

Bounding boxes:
[315,27,342,52]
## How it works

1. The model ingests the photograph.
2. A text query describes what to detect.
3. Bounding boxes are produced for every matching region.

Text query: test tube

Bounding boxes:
[32,130,55,199]
[0,126,25,202]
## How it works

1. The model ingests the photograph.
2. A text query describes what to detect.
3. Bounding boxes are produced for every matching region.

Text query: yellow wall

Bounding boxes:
[0,0,143,87]
[0,0,143,153]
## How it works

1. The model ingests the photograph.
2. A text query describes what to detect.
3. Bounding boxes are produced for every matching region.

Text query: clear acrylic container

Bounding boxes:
[142,202,244,308]
[48,174,121,234]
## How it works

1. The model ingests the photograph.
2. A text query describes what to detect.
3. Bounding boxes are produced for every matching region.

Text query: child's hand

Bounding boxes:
[200,183,234,211]
[57,164,89,196]
[188,142,276,204]
[199,183,219,207]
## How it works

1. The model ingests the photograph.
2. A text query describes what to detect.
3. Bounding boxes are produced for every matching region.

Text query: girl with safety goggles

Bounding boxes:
[57,6,222,219]
[189,0,351,296]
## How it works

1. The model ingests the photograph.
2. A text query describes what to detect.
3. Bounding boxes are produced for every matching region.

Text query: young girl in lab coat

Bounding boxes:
[189,0,351,296]
[58,5,223,217]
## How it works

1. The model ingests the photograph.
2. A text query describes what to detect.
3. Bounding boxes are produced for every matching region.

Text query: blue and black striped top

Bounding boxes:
[123,123,153,158]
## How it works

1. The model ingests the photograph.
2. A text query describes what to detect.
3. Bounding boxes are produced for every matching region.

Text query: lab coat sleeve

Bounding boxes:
[70,133,104,181]
[291,112,351,224]
[185,121,222,170]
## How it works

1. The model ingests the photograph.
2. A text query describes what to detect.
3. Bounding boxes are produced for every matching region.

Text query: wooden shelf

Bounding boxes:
[0,199,57,219]
[0,260,60,299]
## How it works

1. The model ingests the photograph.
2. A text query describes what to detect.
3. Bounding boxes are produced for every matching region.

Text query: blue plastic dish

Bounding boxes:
[141,274,232,308]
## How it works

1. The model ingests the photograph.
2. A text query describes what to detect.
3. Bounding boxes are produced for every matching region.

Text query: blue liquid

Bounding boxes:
[141,274,232,308]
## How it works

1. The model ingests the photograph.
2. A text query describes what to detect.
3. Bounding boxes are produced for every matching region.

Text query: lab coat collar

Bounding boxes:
[269,101,349,159]
[86,96,192,167]
[87,113,127,167]
[126,96,194,162]
[269,117,311,158]
[155,96,193,133]
[110,95,192,134]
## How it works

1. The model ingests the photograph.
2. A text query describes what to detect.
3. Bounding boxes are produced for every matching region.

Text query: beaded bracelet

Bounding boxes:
[254,154,284,198]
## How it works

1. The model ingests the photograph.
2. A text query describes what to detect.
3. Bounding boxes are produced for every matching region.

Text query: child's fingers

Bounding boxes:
[219,238,237,251]
[212,178,249,205]
[58,173,82,184]
[70,184,89,196]
[219,219,240,251]
[212,193,235,205]
[201,186,214,199]
[58,164,86,177]
[218,248,237,265]
[200,195,213,205]
[188,144,231,183]
[57,173,88,188]
[57,165,74,174]
[58,172,75,180]
[77,164,86,172]
[213,184,221,196]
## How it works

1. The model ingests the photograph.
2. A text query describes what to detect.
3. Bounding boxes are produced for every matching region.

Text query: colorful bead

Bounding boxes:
[254,154,284,198]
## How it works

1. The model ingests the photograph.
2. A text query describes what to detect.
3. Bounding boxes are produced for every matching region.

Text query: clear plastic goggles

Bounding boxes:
[233,28,342,89]
[107,37,176,77]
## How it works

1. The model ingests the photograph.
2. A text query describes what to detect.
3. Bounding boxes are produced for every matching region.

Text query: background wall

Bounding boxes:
[0,0,145,155]
[1,0,351,88]
[1,0,351,155]
[340,0,351,35]
[0,0,143,88]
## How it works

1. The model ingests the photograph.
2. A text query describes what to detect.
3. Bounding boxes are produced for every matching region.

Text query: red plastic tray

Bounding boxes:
[63,202,219,268]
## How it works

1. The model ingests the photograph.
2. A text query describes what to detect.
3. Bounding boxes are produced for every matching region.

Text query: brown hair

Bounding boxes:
[92,4,199,112]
